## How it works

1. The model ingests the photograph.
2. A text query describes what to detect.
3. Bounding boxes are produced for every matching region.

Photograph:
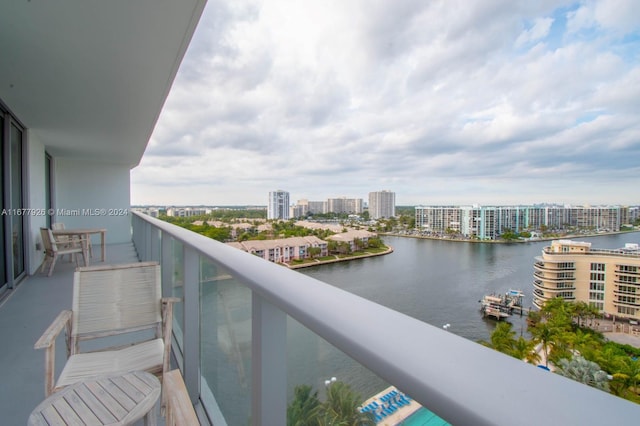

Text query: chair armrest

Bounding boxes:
[34,310,72,350]
[34,310,72,396]
[161,298,181,376]
[164,369,200,425]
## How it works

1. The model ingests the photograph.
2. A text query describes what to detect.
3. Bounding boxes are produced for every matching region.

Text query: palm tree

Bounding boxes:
[614,356,640,395]
[317,381,375,426]
[287,385,320,426]
[483,321,517,355]
[557,356,609,392]
[512,336,541,364]
[530,322,554,367]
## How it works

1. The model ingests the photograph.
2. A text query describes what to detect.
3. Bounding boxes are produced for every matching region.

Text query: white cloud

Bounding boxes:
[131,0,640,206]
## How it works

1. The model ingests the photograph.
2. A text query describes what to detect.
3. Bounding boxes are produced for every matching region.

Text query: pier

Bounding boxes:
[480,289,527,320]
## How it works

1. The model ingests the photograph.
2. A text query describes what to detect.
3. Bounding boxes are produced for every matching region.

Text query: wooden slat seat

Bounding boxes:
[56,338,163,389]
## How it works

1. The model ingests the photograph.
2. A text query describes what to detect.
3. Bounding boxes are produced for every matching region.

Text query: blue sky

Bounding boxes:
[131,0,640,206]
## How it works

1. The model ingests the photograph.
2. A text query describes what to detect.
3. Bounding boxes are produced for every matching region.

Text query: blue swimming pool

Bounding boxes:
[400,407,451,426]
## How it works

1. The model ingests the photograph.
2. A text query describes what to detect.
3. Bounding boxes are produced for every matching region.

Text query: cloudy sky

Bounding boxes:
[131,0,640,207]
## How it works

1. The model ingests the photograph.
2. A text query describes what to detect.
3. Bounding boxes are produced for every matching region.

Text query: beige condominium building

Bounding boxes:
[533,240,640,321]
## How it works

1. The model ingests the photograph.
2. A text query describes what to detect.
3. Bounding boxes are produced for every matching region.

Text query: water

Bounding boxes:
[289,232,640,399]
[205,232,640,424]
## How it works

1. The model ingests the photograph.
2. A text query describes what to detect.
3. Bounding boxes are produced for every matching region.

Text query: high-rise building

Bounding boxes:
[327,197,363,214]
[268,190,290,220]
[368,190,396,219]
[533,240,640,321]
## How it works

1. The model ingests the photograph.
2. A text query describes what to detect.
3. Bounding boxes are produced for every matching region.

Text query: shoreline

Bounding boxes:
[286,245,394,269]
[380,229,639,244]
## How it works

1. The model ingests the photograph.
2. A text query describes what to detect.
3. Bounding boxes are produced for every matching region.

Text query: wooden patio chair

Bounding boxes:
[39,227,88,276]
[52,222,94,258]
[34,261,179,397]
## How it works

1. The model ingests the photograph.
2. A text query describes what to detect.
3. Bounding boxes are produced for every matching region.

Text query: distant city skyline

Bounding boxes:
[131,1,640,207]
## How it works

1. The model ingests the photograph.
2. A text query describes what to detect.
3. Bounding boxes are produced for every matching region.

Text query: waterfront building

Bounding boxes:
[268,190,290,220]
[228,236,328,263]
[533,240,640,321]
[415,206,462,234]
[326,229,377,251]
[415,204,636,240]
[368,190,396,219]
[327,197,364,214]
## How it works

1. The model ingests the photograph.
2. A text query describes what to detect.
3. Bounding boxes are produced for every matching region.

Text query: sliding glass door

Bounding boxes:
[0,114,5,292]
[0,108,25,292]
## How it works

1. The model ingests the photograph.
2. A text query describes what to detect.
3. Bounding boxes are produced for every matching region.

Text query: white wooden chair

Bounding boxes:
[39,227,88,276]
[52,222,94,258]
[34,261,179,397]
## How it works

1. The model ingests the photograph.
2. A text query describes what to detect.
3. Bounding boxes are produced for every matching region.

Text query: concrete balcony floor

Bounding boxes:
[0,243,149,425]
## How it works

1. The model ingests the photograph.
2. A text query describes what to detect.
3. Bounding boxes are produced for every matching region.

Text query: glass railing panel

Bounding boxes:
[286,317,447,425]
[171,238,185,359]
[200,258,252,426]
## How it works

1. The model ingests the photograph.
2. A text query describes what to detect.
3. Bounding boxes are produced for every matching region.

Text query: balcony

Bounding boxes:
[129,212,639,425]
[1,217,640,425]
[533,280,576,292]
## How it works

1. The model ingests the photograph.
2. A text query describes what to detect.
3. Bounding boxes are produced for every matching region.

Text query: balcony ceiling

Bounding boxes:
[0,0,206,167]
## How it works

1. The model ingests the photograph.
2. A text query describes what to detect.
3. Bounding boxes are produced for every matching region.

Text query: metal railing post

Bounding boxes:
[252,294,287,426]
[183,245,201,404]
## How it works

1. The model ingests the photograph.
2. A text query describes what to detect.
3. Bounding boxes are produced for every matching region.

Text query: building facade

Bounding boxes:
[228,236,328,264]
[533,240,640,321]
[415,205,635,240]
[268,190,290,220]
[368,190,396,219]
[327,197,363,214]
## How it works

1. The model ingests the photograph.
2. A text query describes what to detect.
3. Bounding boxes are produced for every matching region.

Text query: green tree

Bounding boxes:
[287,385,320,426]
[308,246,322,259]
[480,322,517,355]
[530,322,555,368]
[513,336,541,364]
[317,381,375,426]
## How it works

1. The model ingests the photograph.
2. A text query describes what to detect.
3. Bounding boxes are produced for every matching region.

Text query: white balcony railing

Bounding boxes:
[132,212,640,425]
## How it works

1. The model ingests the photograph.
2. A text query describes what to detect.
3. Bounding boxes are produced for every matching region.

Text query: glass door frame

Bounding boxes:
[1,103,27,291]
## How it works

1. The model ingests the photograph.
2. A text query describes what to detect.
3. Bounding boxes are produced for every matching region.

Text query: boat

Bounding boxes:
[480,289,524,320]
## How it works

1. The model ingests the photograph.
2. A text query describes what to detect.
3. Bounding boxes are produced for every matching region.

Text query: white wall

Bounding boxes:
[54,158,132,244]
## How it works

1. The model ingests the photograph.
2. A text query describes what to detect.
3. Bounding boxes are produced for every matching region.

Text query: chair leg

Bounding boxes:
[39,256,50,274]
[47,255,58,277]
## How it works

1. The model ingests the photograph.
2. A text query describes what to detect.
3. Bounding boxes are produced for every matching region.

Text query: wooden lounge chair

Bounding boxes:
[34,261,179,397]
[39,227,88,276]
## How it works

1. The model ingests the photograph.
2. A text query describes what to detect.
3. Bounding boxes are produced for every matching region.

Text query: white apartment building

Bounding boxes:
[416,205,635,240]
[268,190,290,220]
[327,197,363,214]
[368,190,396,219]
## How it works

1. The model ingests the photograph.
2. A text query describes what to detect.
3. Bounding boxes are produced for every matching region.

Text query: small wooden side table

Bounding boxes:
[28,370,160,425]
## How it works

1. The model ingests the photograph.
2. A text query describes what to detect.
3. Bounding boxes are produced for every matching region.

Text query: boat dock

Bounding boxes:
[480,289,527,320]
